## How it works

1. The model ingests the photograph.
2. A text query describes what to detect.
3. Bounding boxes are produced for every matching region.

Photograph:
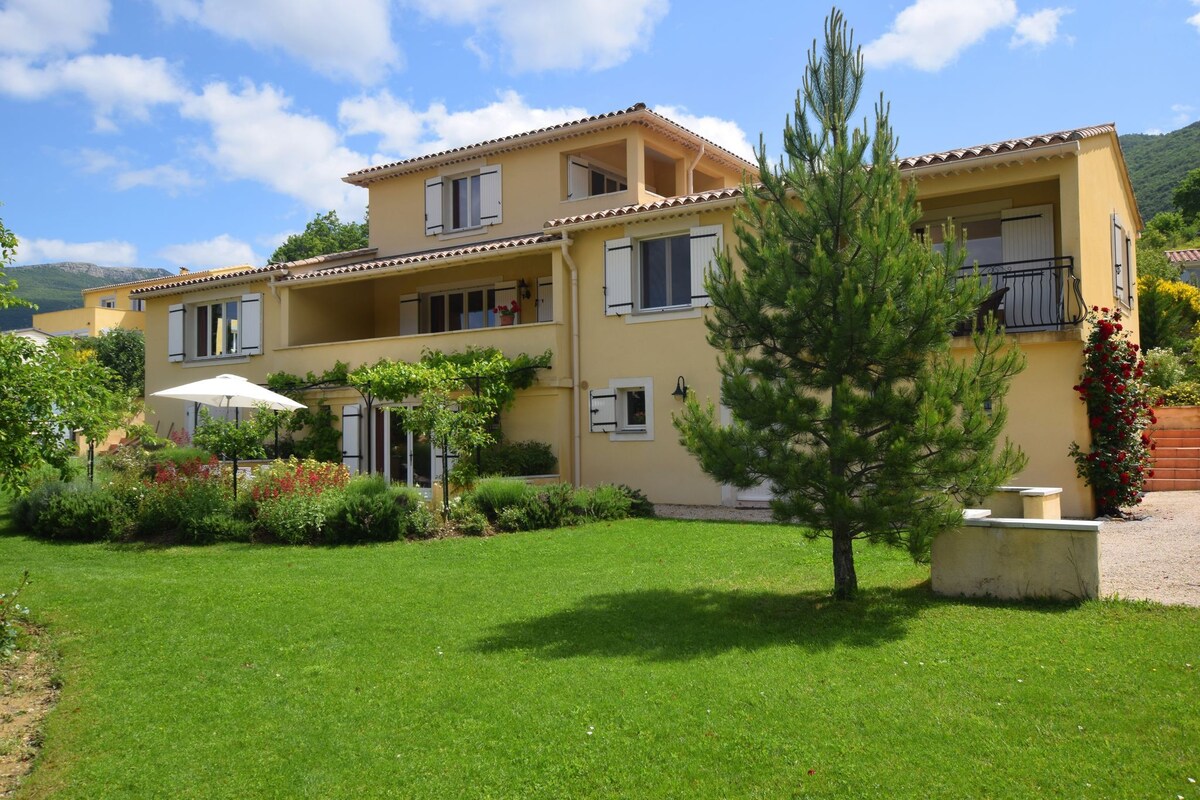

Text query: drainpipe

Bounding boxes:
[686,142,706,195]
[559,238,582,488]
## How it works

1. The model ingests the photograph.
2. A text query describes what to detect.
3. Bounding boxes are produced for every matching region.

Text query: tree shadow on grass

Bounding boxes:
[473,584,932,663]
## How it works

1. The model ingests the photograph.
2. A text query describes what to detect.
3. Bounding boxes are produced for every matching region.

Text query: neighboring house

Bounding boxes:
[8,327,58,346]
[1167,248,1200,286]
[33,266,249,337]
[137,104,1142,518]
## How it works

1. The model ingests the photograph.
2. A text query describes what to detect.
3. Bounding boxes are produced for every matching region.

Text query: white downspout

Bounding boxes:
[686,142,706,195]
[559,238,582,488]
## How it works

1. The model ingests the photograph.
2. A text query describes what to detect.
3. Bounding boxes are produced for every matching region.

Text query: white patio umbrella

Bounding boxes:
[151,374,306,497]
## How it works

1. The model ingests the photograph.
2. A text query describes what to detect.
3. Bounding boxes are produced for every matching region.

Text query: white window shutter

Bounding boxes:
[425,177,443,236]
[689,224,724,308]
[1123,234,1134,307]
[240,293,262,355]
[604,237,633,316]
[399,293,419,336]
[567,158,590,200]
[167,303,185,362]
[341,404,362,475]
[537,277,553,322]
[480,165,502,225]
[1112,213,1125,304]
[589,389,617,432]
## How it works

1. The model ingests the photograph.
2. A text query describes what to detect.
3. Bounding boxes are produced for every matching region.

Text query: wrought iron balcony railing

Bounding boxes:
[955,256,1084,333]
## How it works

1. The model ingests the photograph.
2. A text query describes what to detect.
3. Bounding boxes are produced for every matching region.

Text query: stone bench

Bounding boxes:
[985,485,1063,520]
[932,515,1101,602]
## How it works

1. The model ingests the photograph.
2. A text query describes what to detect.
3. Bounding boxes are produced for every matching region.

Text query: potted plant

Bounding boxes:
[493,299,520,326]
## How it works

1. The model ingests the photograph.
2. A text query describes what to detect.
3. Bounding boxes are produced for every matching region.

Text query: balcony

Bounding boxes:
[956,256,1084,334]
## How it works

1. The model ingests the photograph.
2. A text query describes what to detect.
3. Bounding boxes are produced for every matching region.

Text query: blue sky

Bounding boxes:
[2,0,1197,272]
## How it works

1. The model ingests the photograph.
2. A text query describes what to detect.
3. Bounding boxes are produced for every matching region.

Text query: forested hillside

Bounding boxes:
[1120,121,1200,220]
[0,262,171,330]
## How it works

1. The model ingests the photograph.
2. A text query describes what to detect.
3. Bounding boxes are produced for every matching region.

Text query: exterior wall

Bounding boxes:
[33,306,143,336]
[366,123,744,257]
[1076,133,1142,340]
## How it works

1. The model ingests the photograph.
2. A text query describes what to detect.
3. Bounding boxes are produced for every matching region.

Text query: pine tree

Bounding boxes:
[674,10,1026,600]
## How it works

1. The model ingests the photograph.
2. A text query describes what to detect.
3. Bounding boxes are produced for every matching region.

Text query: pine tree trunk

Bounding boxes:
[831,526,858,600]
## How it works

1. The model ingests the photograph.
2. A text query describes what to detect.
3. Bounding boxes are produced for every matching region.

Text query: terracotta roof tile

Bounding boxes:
[342,103,756,185]
[546,187,744,229]
[131,263,286,295]
[279,233,561,283]
[1167,249,1200,263]
[898,124,1116,170]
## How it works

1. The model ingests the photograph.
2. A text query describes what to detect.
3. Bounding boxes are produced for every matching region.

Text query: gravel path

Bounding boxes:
[1100,490,1200,607]
[658,493,1200,607]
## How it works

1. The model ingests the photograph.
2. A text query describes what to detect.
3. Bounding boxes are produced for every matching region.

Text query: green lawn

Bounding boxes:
[0,506,1197,798]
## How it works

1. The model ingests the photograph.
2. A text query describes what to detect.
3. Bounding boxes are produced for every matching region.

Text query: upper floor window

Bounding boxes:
[567,157,627,201]
[167,293,262,363]
[130,297,145,311]
[603,226,723,317]
[639,235,692,310]
[425,166,502,236]
[99,295,117,309]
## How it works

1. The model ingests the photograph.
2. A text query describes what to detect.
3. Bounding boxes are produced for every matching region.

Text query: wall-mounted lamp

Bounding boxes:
[517,278,532,299]
[671,375,688,400]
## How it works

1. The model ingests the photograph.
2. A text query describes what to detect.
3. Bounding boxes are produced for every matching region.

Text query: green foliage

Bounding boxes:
[322,476,427,543]
[191,406,275,461]
[0,332,129,494]
[510,483,579,531]
[575,484,632,521]
[672,11,1024,599]
[81,327,145,396]
[1142,347,1185,390]
[1120,119,1200,220]
[0,571,30,659]
[614,484,655,518]
[255,491,329,544]
[281,401,342,461]
[467,477,533,520]
[1136,275,1200,351]
[1069,308,1155,514]
[247,458,350,543]
[479,439,558,476]
[269,211,368,264]
[448,499,489,536]
[1160,379,1200,406]
[138,456,232,542]
[25,482,131,541]
[1172,167,1200,222]
[0,207,31,313]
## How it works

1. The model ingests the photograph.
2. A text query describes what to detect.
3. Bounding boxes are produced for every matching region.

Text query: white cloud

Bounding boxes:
[14,237,137,267]
[1171,103,1196,128]
[152,0,398,83]
[1190,0,1200,33]
[0,54,186,130]
[1010,8,1072,49]
[181,80,366,216]
[158,234,259,269]
[863,0,1018,72]
[653,105,755,162]
[0,0,109,58]
[409,0,668,72]
[340,89,587,157]
[114,165,202,194]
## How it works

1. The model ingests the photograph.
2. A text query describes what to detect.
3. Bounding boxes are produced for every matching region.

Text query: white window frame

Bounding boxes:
[179,292,261,361]
[130,297,145,311]
[567,156,628,201]
[598,377,654,442]
[99,295,117,309]
[637,233,693,312]
[447,171,483,232]
[192,297,242,359]
[427,165,502,236]
[605,226,723,318]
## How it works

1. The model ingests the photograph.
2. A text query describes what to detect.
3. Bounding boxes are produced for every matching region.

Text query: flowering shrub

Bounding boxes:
[139,455,231,541]
[0,571,31,659]
[1069,307,1156,515]
[492,299,520,319]
[249,458,349,503]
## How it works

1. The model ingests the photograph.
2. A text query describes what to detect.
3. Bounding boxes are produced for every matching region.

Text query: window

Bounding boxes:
[99,295,116,309]
[426,287,496,333]
[639,235,692,310]
[167,293,262,363]
[568,157,627,200]
[1113,213,1133,308]
[196,299,240,357]
[604,226,723,317]
[130,298,145,311]
[425,166,502,236]
[589,378,654,441]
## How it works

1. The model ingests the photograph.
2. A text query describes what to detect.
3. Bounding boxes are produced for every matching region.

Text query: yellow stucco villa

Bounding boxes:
[136,104,1142,518]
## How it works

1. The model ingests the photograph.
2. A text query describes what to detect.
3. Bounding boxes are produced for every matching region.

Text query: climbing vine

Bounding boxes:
[1069,307,1156,515]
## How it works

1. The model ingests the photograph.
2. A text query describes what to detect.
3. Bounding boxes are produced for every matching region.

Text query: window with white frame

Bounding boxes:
[130,297,145,311]
[99,295,117,309]
[567,157,627,200]
[1112,213,1133,308]
[604,226,724,316]
[589,378,653,441]
[167,293,262,363]
[425,166,502,236]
